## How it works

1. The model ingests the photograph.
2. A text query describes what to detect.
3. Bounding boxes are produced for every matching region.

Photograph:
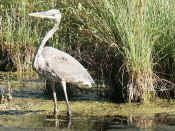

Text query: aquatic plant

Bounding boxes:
[76,0,175,102]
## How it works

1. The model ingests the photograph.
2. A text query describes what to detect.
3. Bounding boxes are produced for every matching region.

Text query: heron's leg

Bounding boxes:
[61,80,71,117]
[51,81,58,118]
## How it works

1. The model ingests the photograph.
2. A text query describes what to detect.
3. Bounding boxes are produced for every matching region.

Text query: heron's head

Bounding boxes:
[29,9,61,20]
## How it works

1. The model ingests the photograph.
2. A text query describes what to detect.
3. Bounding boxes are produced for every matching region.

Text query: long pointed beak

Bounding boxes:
[29,11,55,19]
[29,11,45,18]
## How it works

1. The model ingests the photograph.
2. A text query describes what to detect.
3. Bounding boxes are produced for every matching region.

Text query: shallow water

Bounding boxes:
[0,74,175,131]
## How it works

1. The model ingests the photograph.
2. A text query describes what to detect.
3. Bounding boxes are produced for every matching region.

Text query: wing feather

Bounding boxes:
[41,47,94,86]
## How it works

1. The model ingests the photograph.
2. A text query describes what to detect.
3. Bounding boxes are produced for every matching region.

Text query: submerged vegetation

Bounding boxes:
[0,0,175,103]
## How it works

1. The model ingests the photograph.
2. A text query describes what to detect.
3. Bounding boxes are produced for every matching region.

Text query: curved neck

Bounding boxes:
[38,18,61,54]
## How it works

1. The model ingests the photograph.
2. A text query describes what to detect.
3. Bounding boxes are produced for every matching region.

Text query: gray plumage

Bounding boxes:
[35,47,94,86]
[29,9,94,118]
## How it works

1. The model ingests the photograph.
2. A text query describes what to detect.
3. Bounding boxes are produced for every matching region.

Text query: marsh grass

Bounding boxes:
[78,0,175,102]
[0,0,39,72]
[0,0,70,72]
[1,0,175,102]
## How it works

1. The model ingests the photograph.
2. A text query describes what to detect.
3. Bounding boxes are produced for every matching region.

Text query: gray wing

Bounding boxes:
[41,46,94,86]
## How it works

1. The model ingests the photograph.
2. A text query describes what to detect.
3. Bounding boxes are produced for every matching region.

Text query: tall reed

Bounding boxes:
[79,0,175,102]
[0,0,40,72]
[0,0,76,72]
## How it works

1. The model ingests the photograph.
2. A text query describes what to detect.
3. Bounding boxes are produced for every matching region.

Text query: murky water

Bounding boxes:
[1,73,175,131]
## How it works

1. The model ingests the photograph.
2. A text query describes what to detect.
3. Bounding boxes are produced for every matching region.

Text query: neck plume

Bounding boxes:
[38,18,60,54]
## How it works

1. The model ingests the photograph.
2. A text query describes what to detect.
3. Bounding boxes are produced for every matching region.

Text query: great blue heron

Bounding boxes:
[29,9,94,118]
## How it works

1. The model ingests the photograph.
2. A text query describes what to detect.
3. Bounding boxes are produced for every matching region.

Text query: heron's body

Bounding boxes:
[34,46,94,86]
[29,9,94,118]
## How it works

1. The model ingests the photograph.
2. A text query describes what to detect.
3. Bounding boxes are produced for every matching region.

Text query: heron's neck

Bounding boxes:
[37,18,60,54]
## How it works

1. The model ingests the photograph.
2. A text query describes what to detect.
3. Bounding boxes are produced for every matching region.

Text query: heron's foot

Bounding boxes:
[53,112,58,119]
[53,109,58,119]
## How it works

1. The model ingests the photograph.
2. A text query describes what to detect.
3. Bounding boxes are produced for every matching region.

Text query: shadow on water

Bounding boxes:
[1,113,175,131]
[1,74,175,130]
